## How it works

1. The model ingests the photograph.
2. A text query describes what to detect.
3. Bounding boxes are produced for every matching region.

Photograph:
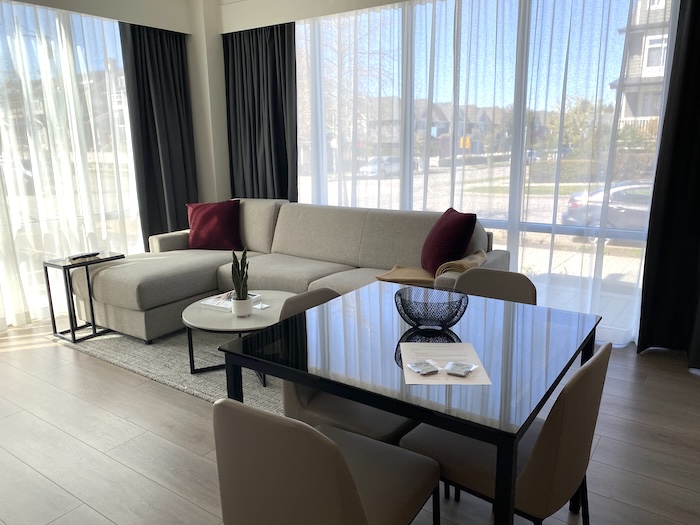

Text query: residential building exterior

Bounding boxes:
[614,0,672,142]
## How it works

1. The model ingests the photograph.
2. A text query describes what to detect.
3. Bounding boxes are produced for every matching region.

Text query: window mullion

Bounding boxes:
[309,20,328,204]
[399,3,415,210]
[507,0,533,271]
[451,0,463,211]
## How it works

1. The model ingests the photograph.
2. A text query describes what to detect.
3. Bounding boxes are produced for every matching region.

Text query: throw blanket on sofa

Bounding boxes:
[376,250,487,287]
[435,249,487,274]
[375,266,435,287]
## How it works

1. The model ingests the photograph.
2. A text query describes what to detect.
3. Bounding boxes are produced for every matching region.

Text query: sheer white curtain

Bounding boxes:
[0,2,141,331]
[296,0,677,345]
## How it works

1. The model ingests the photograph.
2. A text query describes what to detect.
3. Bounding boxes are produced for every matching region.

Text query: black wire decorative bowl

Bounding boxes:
[394,327,462,368]
[394,287,469,330]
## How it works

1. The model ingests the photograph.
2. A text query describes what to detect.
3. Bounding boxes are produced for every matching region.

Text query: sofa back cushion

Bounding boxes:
[239,198,288,254]
[467,220,488,255]
[270,202,490,271]
[359,210,487,270]
[358,209,441,269]
[271,204,368,266]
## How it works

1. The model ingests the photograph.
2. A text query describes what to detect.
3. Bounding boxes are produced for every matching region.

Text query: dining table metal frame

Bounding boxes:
[218,282,600,525]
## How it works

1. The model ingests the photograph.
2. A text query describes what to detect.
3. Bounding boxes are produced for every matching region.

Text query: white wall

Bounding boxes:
[221,0,400,32]
[187,0,232,201]
[28,0,192,33]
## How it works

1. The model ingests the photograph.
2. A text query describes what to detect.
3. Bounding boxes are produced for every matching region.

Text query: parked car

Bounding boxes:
[562,180,653,231]
[359,156,401,178]
[558,145,573,157]
[525,149,540,164]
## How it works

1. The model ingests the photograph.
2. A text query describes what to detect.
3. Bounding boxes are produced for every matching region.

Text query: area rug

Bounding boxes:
[51,328,283,415]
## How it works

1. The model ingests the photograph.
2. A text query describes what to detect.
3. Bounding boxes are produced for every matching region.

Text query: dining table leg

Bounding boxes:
[225,354,244,401]
[493,440,517,525]
[581,332,596,363]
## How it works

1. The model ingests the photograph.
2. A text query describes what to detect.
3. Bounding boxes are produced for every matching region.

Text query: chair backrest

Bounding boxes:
[213,398,368,525]
[454,267,537,305]
[280,287,341,320]
[280,288,341,411]
[515,343,612,518]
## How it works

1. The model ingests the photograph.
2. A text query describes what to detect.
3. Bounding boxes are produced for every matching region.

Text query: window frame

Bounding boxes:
[642,34,668,77]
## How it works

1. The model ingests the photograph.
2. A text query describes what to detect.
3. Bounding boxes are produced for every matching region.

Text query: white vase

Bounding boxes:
[232,298,253,318]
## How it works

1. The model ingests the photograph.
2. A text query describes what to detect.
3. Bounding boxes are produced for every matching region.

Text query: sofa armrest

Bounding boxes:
[434,249,510,289]
[434,272,461,290]
[149,230,190,252]
[481,249,510,270]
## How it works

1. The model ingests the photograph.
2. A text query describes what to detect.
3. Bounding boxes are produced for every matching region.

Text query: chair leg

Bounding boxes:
[569,479,583,514]
[580,476,590,525]
[432,485,441,525]
[443,482,461,501]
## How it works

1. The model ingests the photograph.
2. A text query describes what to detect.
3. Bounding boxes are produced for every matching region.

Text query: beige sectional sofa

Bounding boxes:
[74,199,509,342]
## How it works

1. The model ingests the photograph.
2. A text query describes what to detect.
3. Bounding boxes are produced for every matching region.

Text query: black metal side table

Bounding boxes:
[43,252,125,343]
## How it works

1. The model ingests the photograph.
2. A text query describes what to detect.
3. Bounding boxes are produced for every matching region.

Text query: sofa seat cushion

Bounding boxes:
[72,250,233,311]
[216,253,356,294]
[309,268,388,295]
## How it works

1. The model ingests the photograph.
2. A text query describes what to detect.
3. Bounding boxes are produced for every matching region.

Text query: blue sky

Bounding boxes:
[413,0,631,109]
[0,2,123,80]
[315,0,633,111]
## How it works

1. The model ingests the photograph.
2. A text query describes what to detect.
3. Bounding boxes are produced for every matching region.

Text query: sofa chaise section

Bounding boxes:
[73,250,233,342]
[73,198,287,342]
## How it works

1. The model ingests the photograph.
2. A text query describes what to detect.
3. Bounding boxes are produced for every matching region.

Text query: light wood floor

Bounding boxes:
[1,321,699,524]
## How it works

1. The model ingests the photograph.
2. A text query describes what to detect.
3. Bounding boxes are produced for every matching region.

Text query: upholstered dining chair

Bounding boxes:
[449,268,537,500]
[213,398,441,525]
[454,267,537,305]
[279,287,417,444]
[278,287,342,323]
[399,342,612,525]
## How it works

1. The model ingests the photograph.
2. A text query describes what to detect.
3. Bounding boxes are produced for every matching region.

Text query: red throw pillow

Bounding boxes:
[186,200,242,250]
[421,208,477,275]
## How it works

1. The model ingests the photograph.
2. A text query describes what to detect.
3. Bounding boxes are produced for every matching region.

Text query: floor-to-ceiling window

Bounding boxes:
[0,1,141,331]
[296,0,678,345]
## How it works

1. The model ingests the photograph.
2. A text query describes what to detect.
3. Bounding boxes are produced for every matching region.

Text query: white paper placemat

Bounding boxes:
[400,342,491,385]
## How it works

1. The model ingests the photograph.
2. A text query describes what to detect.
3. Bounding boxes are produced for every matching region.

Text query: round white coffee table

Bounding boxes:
[182,290,296,374]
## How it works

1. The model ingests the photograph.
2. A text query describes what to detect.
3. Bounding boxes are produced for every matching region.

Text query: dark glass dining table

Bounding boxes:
[219,281,601,525]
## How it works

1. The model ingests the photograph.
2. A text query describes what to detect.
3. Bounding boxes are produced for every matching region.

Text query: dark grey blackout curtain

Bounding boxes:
[637,0,700,367]
[119,23,198,245]
[223,23,298,201]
